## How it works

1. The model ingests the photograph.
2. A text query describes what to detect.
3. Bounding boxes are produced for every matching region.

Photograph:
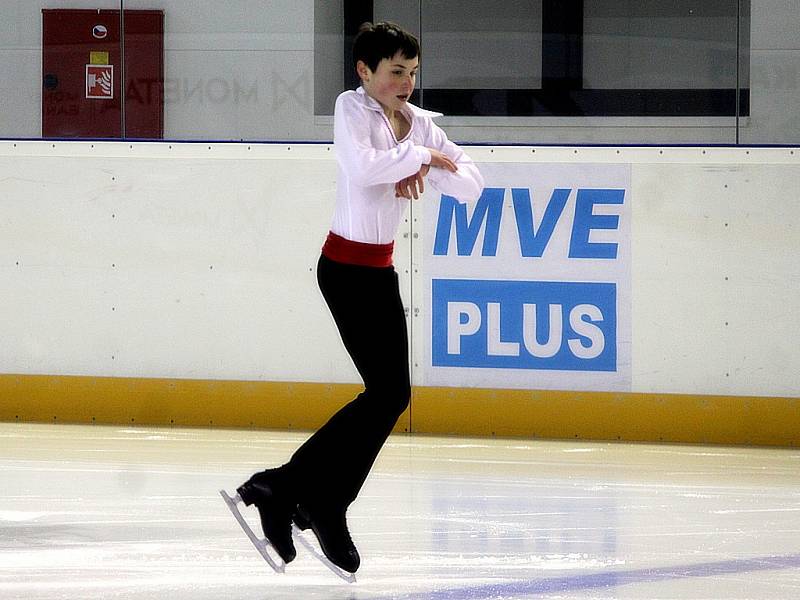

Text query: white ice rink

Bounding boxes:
[2,422,799,599]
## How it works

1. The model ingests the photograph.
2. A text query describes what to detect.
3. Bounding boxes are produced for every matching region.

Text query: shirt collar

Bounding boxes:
[355,86,443,119]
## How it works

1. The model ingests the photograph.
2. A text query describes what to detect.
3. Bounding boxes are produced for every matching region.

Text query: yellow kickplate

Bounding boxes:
[1,374,797,446]
[411,386,800,447]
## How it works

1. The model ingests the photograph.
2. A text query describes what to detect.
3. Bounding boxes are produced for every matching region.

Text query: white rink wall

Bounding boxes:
[0,141,798,400]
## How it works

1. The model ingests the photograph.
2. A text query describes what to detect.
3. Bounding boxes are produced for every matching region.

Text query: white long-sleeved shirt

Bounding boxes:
[332,86,484,245]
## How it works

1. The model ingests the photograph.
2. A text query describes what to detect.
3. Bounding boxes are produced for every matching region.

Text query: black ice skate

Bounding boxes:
[292,504,360,581]
[220,469,297,572]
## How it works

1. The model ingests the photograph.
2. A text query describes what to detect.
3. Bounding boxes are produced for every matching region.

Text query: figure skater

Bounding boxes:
[234,21,484,574]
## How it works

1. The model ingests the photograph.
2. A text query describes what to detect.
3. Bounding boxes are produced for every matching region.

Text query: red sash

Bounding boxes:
[321,231,394,267]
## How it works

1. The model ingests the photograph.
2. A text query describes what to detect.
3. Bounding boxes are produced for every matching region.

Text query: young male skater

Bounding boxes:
[234,21,484,574]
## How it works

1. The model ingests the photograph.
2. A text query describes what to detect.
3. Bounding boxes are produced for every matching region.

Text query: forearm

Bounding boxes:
[337,140,432,187]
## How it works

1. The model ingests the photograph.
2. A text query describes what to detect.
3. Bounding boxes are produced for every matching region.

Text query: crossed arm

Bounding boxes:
[394,148,457,199]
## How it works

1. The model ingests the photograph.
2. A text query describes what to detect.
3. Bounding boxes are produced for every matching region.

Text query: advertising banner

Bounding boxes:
[424,162,631,391]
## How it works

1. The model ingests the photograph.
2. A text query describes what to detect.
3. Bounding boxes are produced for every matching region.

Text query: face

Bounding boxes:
[358,51,419,115]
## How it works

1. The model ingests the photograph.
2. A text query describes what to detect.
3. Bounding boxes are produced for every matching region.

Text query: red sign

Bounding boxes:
[86,65,113,99]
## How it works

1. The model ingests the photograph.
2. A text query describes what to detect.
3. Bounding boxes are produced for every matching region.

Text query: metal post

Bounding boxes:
[120,0,126,139]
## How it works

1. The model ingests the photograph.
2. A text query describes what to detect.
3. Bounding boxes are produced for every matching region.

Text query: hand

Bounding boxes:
[395,169,425,199]
[426,148,458,173]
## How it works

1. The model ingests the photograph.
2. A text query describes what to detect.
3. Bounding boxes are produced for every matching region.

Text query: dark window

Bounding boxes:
[338,0,749,117]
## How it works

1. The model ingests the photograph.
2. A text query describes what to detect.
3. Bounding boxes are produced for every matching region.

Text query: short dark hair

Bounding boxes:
[353,21,420,72]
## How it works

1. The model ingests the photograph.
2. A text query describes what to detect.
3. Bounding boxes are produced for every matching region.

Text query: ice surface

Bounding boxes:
[1,422,799,599]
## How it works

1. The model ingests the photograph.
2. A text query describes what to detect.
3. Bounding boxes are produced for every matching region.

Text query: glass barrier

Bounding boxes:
[739,1,800,144]
[122,0,315,141]
[0,1,796,144]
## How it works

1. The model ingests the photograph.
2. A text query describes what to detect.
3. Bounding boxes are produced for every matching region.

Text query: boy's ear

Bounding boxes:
[356,60,370,83]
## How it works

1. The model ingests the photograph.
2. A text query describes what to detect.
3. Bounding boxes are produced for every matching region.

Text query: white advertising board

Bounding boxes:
[423,162,631,391]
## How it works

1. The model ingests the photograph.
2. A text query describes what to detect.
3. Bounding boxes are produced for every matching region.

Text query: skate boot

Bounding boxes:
[295,504,360,573]
[237,468,296,564]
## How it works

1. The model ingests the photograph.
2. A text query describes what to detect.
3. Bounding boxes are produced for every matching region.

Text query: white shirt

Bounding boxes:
[332,87,484,245]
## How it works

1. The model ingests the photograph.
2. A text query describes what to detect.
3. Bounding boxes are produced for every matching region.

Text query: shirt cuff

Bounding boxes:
[418,146,432,167]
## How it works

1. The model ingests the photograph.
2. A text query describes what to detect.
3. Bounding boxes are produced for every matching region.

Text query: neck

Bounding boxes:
[378,101,398,120]
[362,86,396,119]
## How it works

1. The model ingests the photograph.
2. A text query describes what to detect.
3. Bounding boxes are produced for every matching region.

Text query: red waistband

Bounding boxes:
[321,231,394,267]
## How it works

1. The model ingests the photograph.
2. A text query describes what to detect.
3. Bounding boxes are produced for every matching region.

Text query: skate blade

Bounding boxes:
[292,524,357,584]
[219,489,285,573]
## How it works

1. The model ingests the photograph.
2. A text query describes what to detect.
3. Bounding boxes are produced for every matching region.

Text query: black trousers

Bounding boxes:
[286,254,411,509]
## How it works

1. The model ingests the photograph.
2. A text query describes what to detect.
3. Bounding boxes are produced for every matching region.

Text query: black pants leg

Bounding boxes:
[286,254,411,509]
